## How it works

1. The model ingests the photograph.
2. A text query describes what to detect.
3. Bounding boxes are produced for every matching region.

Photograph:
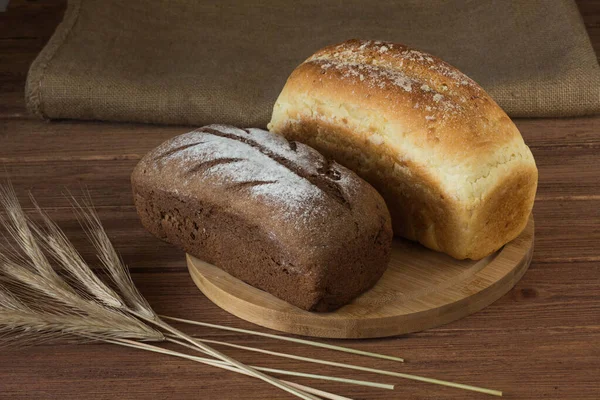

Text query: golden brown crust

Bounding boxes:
[269,39,538,260]
[302,39,520,159]
[464,163,538,259]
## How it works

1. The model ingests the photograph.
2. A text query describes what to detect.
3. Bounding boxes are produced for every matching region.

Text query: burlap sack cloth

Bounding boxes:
[26,0,600,127]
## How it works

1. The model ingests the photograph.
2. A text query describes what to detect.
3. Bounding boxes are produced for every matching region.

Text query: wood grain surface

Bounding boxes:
[0,1,599,399]
[188,217,534,338]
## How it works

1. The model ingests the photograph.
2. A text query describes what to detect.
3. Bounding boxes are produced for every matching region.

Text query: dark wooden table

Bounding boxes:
[1,1,599,399]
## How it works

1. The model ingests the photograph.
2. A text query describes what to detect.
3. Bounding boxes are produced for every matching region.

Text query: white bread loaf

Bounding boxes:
[268,39,538,260]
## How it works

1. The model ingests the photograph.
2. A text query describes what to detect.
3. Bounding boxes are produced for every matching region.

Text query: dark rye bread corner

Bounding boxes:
[131,125,393,311]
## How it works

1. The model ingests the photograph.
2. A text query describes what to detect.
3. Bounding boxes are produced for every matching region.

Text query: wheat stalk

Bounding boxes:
[115,337,391,392]
[187,337,503,397]
[163,336,394,390]
[107,338,354,400]
[161,315,405,362]
[0,186,160,342]
[28,194,124,309]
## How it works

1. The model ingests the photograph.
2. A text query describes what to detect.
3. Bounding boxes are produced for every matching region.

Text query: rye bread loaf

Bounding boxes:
[269,39,538,260]
[131,125,392,311]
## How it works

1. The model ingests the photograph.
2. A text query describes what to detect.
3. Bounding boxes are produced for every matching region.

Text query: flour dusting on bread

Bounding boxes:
[307,39,478,119]
[151,125,358,223]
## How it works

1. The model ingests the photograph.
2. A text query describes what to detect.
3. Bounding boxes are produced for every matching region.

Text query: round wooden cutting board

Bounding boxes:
[187,216,534,339]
